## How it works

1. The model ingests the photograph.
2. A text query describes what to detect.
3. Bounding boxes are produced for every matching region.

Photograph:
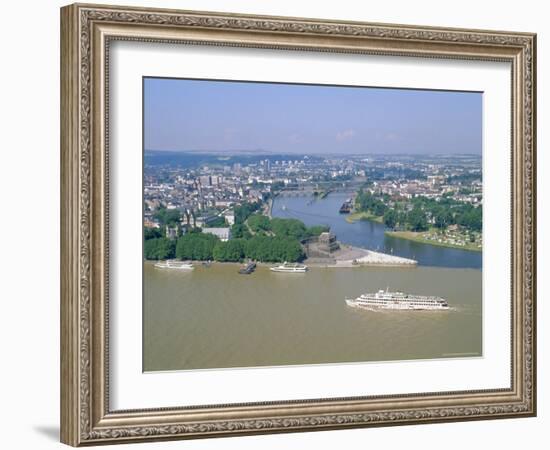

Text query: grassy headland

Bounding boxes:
[385,229,482,252]
[345,211,383,224]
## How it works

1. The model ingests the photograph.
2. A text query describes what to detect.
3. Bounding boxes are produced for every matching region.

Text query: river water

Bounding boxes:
[271,192,482,269]
[144,194,482,372]
[144,193,482,371]
[144,263,481,371]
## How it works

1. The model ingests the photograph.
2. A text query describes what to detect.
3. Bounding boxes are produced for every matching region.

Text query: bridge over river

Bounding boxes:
[275,183,362,197]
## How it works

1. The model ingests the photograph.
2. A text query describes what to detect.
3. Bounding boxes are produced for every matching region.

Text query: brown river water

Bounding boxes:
[143,262,482,371]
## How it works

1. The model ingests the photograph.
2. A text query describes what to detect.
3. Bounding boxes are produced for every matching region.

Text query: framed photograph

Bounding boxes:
[60,3,536,446]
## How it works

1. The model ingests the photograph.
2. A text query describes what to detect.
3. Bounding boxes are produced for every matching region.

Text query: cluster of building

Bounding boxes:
[366,176,482,205]
[144,153,482,240]
[144,164,270,239]
[143,155,339,239]
[359,154,483,204]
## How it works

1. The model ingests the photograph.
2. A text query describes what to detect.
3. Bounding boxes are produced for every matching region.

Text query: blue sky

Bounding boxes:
[144,77,482,155]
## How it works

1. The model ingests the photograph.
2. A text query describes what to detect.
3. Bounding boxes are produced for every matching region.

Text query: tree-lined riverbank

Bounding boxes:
[344,212,482,253]
[345,211,383,224]
[144,205,330,263]
[272,193,482,269]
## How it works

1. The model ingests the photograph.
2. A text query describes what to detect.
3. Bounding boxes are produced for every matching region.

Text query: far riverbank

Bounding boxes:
[385,230,482,252]
[272,193,482,269]
[345,211,383,224]
[344,211,482,253]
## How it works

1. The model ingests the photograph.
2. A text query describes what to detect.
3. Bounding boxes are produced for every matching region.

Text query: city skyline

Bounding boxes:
[144,77,482,155]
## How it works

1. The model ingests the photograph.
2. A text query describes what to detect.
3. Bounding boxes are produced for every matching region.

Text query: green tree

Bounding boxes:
[247,214,272,233]
[307,225,330,237]
[383,209,398,229]
[212,239,246,262]
[144,227,163,241]
[434,208,453,229]
[355,190,387,217]
[270,218,308,240]
[373,201,387,216]
[175,233,219,260]
[282,239,305,262]
[457,206,482,232]
[244,235,304,262]
[153,207,181,226]
[407,207,428,232]
[144,238,176,260]
[231,223,251,239]
[234,202,261,225]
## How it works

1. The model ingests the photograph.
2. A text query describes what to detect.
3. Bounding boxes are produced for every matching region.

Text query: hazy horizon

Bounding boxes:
[144,78,482,155]
[145,148,482,157]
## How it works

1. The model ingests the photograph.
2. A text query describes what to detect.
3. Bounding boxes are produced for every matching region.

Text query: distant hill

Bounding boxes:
[144,150,321,168]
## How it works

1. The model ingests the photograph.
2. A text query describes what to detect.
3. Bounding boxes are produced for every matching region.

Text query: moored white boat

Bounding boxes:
[346,289,448,310]
[154,260,194,270]
[270,262,308,273]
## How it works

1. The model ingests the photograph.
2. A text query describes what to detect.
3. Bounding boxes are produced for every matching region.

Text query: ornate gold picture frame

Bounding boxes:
[60,3,536,446]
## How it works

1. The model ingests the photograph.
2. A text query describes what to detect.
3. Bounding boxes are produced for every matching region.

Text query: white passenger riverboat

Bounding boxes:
[270,262,308,273]
[346,289,449,310]
[153,260,194,270]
